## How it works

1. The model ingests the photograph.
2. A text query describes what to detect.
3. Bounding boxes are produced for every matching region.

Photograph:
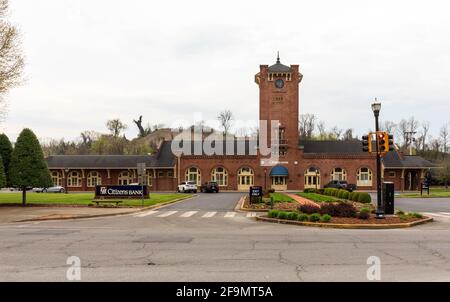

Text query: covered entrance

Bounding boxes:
[304,167,320,189]
[237,167,254,191]
[270,166,288,191]
[404,169,420,191]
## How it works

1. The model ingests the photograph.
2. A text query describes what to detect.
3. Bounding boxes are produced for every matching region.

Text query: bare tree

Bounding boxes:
[299,113,316,140]
[106,119,127,137]
[317,121,326,140]
[440,123,449,154]
[420,121,430,152]
[330,126,343,140]
[0,0,24,119]
[381,120,396,134]
[217,110,233,135]
[342,128,356,141]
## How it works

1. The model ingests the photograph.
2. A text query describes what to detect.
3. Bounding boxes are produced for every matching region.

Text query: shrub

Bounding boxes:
[323,188,330,196]
[277,211,288,219]
[408,212,423,219]
[298,204,321,214]
[268,188,275,193]
[317,188,325,195]
[357,193,372,204]
[337,190,346,199]
[268,210,279,218]
[331,189,339,197]
[319,202,357,218]
[348,192,354,200]
[396,210,405,216]
[298,213,309,221]
[341,191,350,200]
[303,188,316,193]
[351,192,360,202]
[357,208,371,220]
[309,213,321,222]
[320,214,331,222]
[287,212,299,220]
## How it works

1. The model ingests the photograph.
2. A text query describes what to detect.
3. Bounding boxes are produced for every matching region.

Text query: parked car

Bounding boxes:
[200,181,219,193]
[324,180,356,192]
[177,181,197,193]
[35,186,66,193]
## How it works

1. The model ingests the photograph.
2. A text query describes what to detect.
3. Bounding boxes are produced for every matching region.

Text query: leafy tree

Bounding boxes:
[0,133,12,185]
[9,128,52,205]
[0,155,6,188]
[106,119,127,137]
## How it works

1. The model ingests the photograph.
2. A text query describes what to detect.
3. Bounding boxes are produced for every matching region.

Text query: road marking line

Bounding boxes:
[438,212,450,217]
[224,212,236,218]
[202,212,217,218]
[134,211,158,217]
[423,212,450,218]
[246,212,257,217]
[157,211,178,217]
[180,211,198,217]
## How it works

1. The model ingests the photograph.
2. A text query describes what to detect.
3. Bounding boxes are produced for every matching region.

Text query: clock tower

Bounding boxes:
[255,54,303,156]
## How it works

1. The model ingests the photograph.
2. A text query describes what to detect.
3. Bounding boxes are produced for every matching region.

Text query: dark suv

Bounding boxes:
[324,180,356,192]
[200,181,219,193]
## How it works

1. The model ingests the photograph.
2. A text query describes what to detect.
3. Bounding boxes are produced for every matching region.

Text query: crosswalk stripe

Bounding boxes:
[180,211,198,217]
[134,210,158,217]
[224,212,236,218]
[202,211,217,218]
[157,211,178,217]
[246,212,257,217]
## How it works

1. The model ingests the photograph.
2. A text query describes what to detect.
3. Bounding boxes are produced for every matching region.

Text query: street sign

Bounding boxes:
[249,186,263,197]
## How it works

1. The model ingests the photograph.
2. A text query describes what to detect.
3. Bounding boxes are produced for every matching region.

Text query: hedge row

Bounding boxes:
[315,188,372,204]
[268,210,331,223]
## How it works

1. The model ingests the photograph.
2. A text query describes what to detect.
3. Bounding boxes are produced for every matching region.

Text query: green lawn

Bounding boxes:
[297,192,338,203]
[269,192,294,203]
[0,192,190,206]
[397,187,450,198]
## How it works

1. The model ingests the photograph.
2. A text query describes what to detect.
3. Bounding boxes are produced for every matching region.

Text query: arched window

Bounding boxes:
[237,167,254,190]
[67,171,81,187]
[118,170,132,185]
[304,167,320,189]
[331,167,347,181]
[185,167,201,186]
[357,167,373,186]
[211,167,228,186]
[51,171,62,186]
[87,171,102,187]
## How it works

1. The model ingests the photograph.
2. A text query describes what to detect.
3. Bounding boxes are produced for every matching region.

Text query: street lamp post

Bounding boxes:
[264,168,267,193]
[64,168,69,194]
[371,101,384,219]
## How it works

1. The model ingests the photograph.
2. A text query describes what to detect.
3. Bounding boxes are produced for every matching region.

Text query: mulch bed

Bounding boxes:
[242,196,298,211]
[330,215,422,224]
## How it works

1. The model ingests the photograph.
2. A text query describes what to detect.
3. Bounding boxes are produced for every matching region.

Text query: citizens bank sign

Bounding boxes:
[95,185,149,199]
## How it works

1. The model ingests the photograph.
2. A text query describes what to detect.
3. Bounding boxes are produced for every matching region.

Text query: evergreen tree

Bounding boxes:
[0,133,13,186]
[0,155,6,188]
[9,128,52,205]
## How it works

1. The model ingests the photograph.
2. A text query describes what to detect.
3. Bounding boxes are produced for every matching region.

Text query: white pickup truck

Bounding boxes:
[177,181,197,193]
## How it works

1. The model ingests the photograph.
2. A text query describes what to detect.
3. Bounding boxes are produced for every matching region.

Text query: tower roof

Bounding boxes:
[268,52,292,72]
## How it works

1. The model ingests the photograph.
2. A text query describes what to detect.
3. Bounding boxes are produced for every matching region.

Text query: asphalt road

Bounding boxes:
[1,193,450,281]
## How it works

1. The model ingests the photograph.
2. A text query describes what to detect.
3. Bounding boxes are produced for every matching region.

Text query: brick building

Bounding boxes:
[46,56,435,192]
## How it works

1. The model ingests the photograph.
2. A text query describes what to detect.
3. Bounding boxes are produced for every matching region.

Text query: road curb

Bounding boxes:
[256,216,434,229]
[13,194,197,223]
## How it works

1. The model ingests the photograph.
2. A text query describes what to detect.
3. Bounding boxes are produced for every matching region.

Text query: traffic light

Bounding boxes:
[388,134,394,151]
[362,133,372,153]
[377,132,386,153]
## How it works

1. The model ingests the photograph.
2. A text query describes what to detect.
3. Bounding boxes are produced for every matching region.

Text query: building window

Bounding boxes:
[118,171,132,185]
[304,167,320,189]
[146,170,154,186]
[158,171,165,178]
[272,176,286,185]
[168,171,174,177]
[331,167,347,181]
[211,167,228,186]
[238,167,254,187]
[87,171,102,187]
[185,167,201,186]
[51,171,62,186]
[357,167,373,186]
[67,171,81,187]
[388,171,396,178]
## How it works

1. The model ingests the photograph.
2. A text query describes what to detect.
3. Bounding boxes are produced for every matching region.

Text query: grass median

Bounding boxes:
[0,192,191,206]
[397,187,450,198]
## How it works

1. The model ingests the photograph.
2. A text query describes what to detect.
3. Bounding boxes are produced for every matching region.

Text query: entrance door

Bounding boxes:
[304,167,320,189]
[271,176,287,191]
[405,170,419,191]
[237,167,254,191]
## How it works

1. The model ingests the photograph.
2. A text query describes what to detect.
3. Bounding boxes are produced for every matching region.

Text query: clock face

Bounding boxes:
[275,79,284,89]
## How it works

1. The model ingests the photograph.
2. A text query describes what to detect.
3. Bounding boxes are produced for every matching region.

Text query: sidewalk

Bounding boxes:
[0,206,138,224]
[285,193,320,207]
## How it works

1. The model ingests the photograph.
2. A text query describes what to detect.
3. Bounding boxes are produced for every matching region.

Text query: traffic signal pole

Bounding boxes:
[374,114,385,219]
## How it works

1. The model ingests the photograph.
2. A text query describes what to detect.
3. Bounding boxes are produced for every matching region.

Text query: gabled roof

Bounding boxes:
[382,151,436,169]
[46,141,176,169]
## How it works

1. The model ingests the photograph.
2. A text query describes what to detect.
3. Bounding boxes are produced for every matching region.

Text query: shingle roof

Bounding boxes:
[46,141,176,169]
[382,151,436,168]
[268,62,292,73]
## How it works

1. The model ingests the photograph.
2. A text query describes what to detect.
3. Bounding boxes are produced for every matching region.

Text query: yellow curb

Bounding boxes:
[14,194,196,223]
[256,216,434,229]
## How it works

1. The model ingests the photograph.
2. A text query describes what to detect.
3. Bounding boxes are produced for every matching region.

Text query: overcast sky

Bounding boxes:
[2,0,450,142]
